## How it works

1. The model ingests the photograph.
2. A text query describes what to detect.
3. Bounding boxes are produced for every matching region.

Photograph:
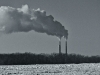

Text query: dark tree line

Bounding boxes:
[0,52,100,65]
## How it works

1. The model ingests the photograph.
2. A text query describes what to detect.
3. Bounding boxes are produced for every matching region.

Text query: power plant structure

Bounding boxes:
[58,39,68,62]
[65,40,67,62]
[65,40,67,56]
[58,39,67,56]
[58,39,61,54]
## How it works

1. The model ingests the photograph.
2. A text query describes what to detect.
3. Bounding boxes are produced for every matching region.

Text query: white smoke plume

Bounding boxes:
[0,5,68,39]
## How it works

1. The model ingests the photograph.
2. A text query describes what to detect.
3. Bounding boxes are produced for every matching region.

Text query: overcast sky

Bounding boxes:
[0,0,100,56]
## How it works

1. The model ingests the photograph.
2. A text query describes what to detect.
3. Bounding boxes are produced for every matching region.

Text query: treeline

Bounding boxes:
[0,52,100,65]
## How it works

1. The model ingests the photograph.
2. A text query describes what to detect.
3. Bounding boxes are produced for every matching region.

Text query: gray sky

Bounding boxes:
[0,0,100,56]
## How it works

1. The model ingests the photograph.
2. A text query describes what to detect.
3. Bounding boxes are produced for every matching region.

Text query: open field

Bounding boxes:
[0,63,100,75]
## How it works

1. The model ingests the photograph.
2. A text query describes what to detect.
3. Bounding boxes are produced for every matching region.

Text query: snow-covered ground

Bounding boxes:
[0,63,100,75]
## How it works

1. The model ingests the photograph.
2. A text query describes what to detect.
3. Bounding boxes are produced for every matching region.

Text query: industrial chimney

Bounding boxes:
[59,39,61,54]
[65,39,67,62]
[65,40,67,56]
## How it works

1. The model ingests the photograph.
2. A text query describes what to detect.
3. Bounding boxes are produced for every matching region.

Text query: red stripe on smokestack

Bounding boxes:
[59,40,61,54]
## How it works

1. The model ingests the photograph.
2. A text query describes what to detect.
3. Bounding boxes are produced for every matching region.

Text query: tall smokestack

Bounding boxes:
[59,39,61,54]
[65,39,67,63]
[63,30,68,62]
[65,40,67,56]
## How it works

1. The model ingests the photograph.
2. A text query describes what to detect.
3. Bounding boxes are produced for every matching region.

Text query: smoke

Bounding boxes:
[0,5,68,39]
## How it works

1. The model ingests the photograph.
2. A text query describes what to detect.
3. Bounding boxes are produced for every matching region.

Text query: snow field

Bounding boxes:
[0,63,100,75]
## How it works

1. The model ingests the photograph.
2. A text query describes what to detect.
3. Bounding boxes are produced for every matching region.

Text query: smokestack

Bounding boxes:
[65,40,67,56]
[63,30,68,56]
[65,39,67,63]
[59,39,61,54]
